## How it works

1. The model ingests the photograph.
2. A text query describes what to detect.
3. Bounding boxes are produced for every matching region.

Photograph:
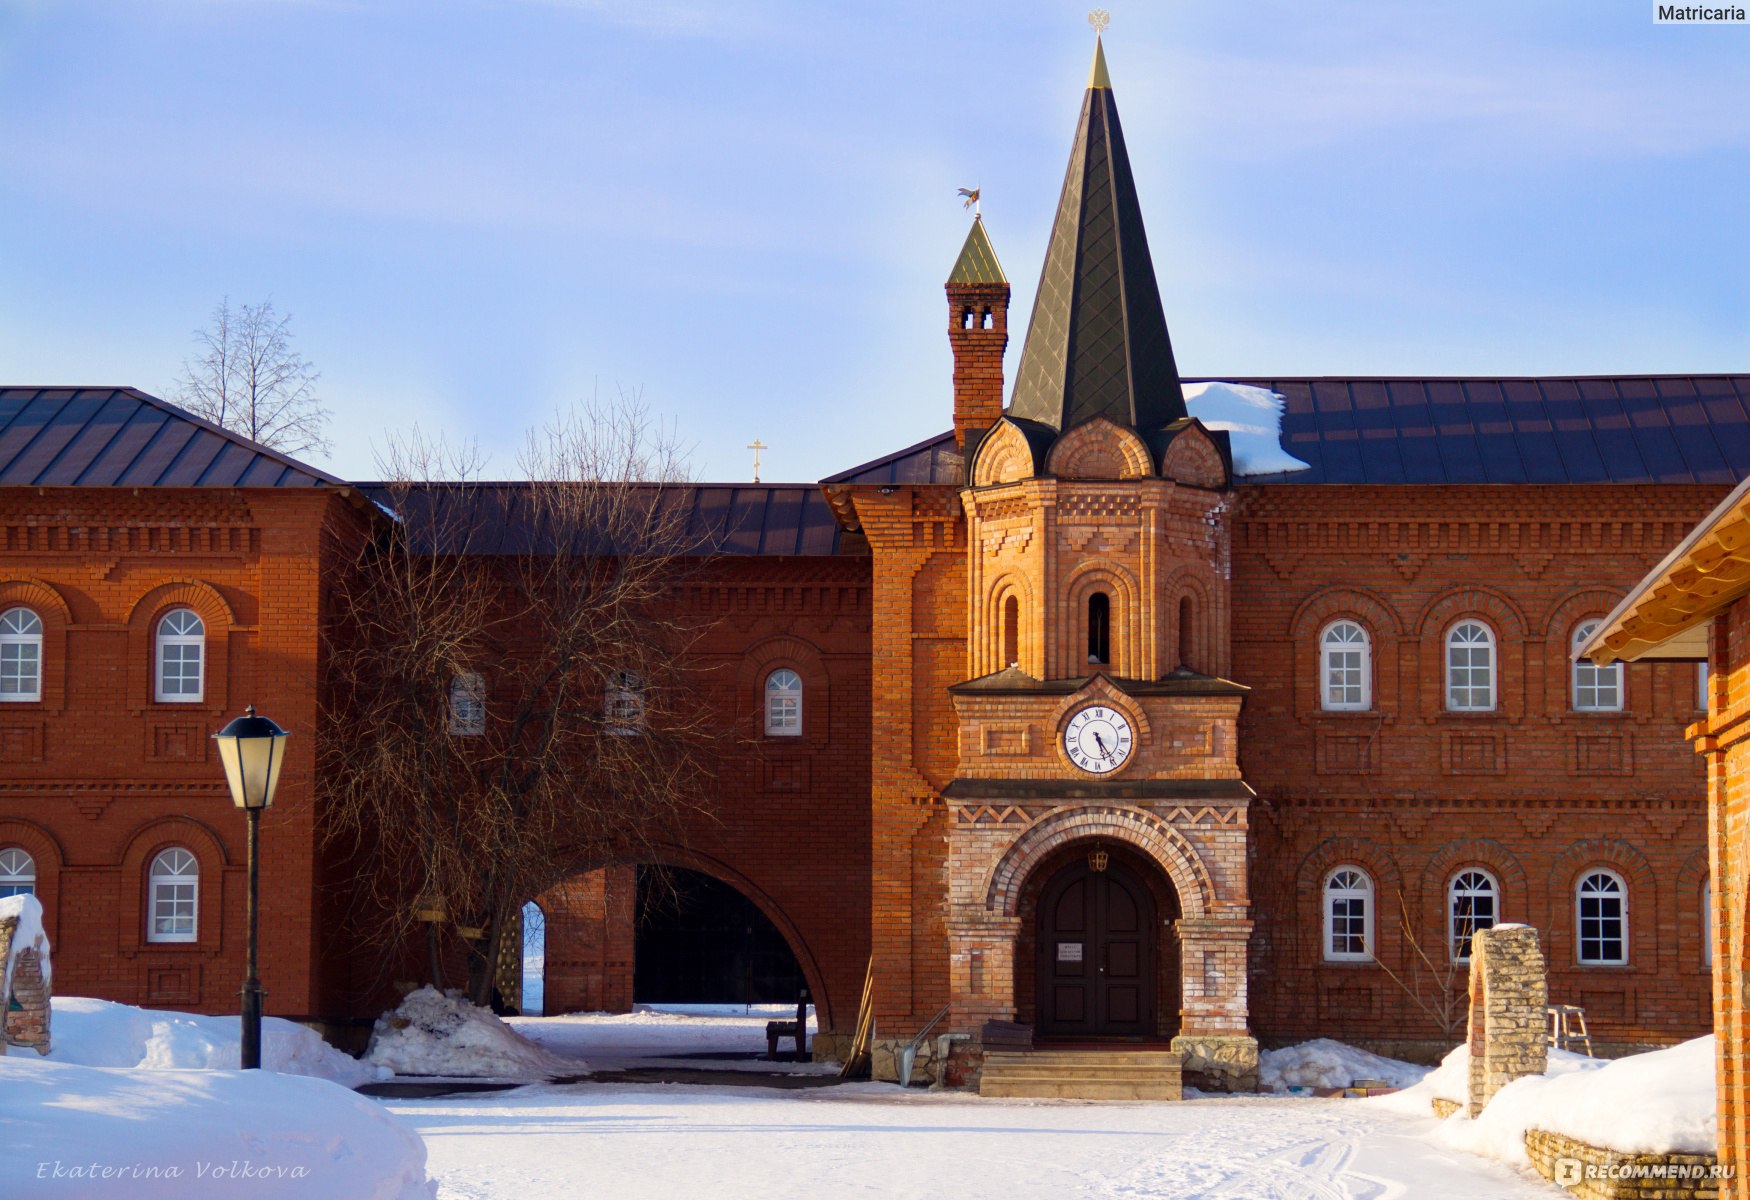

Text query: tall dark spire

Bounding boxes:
[1008,37,1186,433]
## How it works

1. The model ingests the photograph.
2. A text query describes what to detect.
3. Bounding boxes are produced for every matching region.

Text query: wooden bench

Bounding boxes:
[765,993,810,1062]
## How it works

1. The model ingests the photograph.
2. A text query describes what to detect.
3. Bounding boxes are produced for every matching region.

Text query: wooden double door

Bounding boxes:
[1035,857,1157,1038]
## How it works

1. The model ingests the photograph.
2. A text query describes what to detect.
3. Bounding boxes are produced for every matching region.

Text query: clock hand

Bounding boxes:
[1092,731,1113,759]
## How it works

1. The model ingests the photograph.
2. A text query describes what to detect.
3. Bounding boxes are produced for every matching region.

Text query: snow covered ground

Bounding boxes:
[508,1003,833,1074]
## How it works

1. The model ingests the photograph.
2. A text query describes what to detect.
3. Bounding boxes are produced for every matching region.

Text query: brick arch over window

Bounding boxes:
[1063,561,1140,675]
[1419,837,1528,934]
[125,580,237,714]
[1414,586,1528,641]
[1289,587,1403,718]
[1540,588,1629,715]
[0,578,74,712]
[1162,568,1220,676]
[984,806,1216,920]
[117,816,230,959]
[1546,838,1655,967]
[564,843,837,1031]
[980,571,1034,677]
[1044,416,1153,480]
[1415,587,1528,719]
[1295,837,1403,964]
[736,634,829,742]
[0,819,64,936]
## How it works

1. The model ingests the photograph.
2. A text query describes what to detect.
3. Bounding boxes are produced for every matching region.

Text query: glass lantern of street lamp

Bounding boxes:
[213,705,289,810]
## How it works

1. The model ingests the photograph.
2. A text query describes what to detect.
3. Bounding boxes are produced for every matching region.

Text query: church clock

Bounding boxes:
[1062,705,1135,775]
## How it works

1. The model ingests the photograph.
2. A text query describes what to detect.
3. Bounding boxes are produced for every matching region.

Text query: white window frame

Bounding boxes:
[1446,621,1496,712]
[1571,621,1622,712]
[1320,620,1371,711]
[448,671,486,736]
[0,847,35,898]
[605,670,646,736]
[1575,868,1628,966]
[764,668,803,736]
[0,607,42,702]
[1448,868,1499,962]
[154,609,206,703]
[1323,866,1374,962]
[148,847,199,943]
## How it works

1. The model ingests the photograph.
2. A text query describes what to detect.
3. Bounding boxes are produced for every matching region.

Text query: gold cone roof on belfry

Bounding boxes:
[947,215,1007,286]
[1007,36,1186,433]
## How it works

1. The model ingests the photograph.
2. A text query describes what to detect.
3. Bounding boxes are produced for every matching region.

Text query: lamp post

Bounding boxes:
[212,705,288,1070]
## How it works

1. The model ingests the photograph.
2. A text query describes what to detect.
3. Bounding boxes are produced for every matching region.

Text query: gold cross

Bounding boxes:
[746,439,768,483]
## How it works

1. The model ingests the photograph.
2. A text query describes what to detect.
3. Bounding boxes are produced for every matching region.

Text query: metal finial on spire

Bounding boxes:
[1088,9,1110,34]
[957,186,981,217]
[746,438,767,484]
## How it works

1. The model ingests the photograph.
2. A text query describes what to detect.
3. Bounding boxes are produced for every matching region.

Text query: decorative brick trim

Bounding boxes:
[983,805,1215,918]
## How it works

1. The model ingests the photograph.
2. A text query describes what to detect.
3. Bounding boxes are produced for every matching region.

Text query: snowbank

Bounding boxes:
[1258,1038,1429,1091]
[1372,1038,1712,1164]
[365,986,579,1077]
[47,996,382,1086]
[0,1055,432,1200]
[1183,381,1311,477]
[0,892,51,993]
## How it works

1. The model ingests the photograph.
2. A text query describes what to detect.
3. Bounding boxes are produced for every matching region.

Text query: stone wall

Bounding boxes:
[1526,1128,1724,1199]
[1467,924,1547,1117]
[0,913,51,1055]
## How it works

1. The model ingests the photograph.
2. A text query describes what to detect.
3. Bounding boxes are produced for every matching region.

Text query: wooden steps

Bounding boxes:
[978,1049,1183,1100]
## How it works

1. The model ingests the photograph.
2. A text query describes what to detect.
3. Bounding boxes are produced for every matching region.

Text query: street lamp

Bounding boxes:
[213,705,288,1071]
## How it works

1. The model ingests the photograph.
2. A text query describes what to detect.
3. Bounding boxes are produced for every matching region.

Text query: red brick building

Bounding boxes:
[0,40,1732,1081]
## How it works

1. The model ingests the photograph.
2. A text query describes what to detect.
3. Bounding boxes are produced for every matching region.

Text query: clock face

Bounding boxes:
[1063,705,1135,775]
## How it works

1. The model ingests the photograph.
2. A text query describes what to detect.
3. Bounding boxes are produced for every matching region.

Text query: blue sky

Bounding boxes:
[1,1,1744,483]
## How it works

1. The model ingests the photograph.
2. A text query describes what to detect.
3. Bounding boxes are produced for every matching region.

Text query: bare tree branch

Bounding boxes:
[177,298,331,457]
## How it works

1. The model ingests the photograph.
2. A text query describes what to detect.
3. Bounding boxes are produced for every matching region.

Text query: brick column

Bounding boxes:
[1466,924,1548,1118]
[1170,917,1257,1091]
[947,914,1021,1031]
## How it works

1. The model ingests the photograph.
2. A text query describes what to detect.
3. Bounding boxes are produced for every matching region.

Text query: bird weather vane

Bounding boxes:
[746,438,767,484]
[957,186,981,216]
[1088,9,1110,34]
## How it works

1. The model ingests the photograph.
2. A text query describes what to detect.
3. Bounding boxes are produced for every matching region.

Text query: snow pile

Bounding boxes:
[0,1055,433,1199]
[509,1003,832,1074]
[1373,1038,1713,1165]
[1258,1038,1429,1091]
[1183,381,1312,477]
[365,986,580,1077]
[47,996,382,1086]
[0,892,52,995]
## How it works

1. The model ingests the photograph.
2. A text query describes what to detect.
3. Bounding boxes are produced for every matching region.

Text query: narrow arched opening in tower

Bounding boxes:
[1178,595,1196,672]
[1088,591,1111,667]
[1002,594,1020,668]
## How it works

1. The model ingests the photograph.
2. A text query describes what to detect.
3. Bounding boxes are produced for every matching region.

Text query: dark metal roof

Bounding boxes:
[1226,375,1750,485]
[357,483,843,557]
[820,430,965,485]
[1007,61,1185,434]
[0,387,344,488]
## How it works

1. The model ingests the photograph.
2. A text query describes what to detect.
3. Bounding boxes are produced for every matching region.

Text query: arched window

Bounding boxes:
[1576,869,1627,965]
[1446,621,1495,711]
[0,607,42,702]
[148,847,199,943]
[1323,867,1373,961]
[764,668,802,736]
[1178,596,1195,672]
[1001,595,1019,668]
[154,609,205,703]
[1572,621,1622,711]
[1087,592,1110,666]
[1449,869,1498,961]
[604,670,645,735]
[0,847,35,898]
[1703,877,1714,969]
[1320,621,1371,711]
[448,671,486,736]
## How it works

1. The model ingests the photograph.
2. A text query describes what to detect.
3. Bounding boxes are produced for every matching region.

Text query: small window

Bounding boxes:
[0,607,42,702]
[1703,877,1714,969]
[148,847,199,943]
[764,668,802,736]
[0,847,35,898]
[1324,867,1373,961]
[155,609,205,703]
[449,671,486,736]
[1576,869,1627,965]
[1320,621,1371,711]
[1449,869,1498,961]
[1087,592,1110,666]
[1178,596,1196,672]
[605,670,646,735]
[1446,621,1495,711]
[1572,621,1622,711]
[1001,595,1019,668]
[1699,662,1711,712]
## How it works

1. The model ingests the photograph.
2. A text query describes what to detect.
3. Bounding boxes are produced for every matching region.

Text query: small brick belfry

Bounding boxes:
[0,897,52,1056]
[1465,924,1547,1118]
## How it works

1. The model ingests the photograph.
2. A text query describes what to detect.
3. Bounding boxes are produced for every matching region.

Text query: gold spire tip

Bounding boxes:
[1088,34,1112,89]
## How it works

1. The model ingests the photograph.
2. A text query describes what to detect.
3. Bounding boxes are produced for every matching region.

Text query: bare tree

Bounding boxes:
[1375,886,1471,1041]
[177,298,331,457]
[322,393,718,1007]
